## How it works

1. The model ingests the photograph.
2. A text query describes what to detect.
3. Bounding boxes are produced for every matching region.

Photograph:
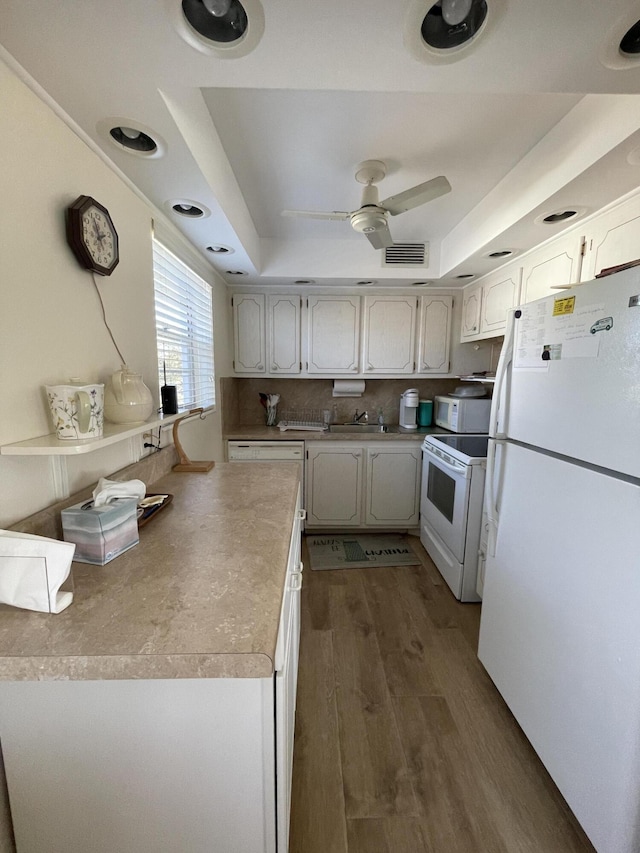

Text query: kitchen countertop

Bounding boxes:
[225,424,448,442]
[0,463,300,682]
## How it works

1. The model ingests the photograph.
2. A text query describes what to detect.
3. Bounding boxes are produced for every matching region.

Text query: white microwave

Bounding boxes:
[434,395,491,433]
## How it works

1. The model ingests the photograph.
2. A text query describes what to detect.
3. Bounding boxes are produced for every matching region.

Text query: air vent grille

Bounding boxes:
[382,243,428,267]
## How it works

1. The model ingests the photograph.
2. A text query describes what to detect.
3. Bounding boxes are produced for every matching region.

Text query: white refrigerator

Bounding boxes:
[478,267,640,853]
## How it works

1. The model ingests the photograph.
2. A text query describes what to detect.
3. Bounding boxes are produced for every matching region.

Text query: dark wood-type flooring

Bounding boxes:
[289,537,596,853]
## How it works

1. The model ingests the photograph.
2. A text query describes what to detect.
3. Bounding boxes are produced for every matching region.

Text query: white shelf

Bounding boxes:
[0,413,184,457]
[457,375,496,384]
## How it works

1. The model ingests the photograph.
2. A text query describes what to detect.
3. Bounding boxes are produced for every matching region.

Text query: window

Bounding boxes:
[152,239,215,410]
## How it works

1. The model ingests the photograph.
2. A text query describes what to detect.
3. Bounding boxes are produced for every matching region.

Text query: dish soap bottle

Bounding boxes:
[331,403,339,424]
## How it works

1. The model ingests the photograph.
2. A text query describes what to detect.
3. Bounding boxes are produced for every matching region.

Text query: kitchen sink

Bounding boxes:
[329,423,397,433]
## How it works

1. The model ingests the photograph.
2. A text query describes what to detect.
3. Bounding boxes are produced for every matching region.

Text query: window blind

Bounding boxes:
[153,239,215,410]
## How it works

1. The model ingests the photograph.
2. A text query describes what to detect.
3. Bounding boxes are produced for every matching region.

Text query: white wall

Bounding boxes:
[0,59,228,527]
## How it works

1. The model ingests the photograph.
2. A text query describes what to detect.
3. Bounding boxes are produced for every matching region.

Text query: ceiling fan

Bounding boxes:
[281,160,451,250]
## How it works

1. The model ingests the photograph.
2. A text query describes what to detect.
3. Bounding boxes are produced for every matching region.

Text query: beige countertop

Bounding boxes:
[225,424,447,442]
[0,463,300,682]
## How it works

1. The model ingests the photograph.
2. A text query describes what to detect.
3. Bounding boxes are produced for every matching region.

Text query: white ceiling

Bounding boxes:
[3,0,640,288]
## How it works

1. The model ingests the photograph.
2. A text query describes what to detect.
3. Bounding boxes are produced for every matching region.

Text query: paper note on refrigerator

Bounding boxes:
[515,300,604,368]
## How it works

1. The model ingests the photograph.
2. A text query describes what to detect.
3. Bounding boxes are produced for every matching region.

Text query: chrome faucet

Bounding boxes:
[353,410,368,423]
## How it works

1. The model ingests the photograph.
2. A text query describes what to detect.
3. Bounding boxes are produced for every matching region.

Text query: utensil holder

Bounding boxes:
[266,405,278,426]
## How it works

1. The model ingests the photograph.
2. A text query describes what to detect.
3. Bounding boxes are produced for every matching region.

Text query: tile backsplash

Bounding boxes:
[221,377,472,428]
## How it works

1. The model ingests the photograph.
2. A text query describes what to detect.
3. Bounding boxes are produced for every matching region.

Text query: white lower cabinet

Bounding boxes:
[365,444,422,526]
[305,442,421,529]
[305,444,364,527]
[0,495,303,853]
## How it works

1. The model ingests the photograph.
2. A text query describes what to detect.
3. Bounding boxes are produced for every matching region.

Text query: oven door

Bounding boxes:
[421,445,472,562]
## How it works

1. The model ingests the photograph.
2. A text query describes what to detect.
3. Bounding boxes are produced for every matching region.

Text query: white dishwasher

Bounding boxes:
[227,441,305,502]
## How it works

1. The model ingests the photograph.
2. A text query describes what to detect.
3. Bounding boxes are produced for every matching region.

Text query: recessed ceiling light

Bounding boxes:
[421,0,487,50]
[540,210,578,224]
[404,0,505,65]
[167,0,264,58]
[109,127,157,153]
[97,118,167,159]
[487,249,514,258]
[226,270,247,275]
[456,273,475,279]
[356,280,377,286]
[182,0,248,43]
[206,244,234,254]
[411,281,432,287]
[294,279,315,285]
[166,199,211,218]
[620,19,640,56]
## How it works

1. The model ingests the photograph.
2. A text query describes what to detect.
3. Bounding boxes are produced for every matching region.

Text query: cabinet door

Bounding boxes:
[267,294,301,374]
[307,296,360,374]
[582,195,640,281]
[305,444,363,526]
[364,444,421,526]
[460,285,482,340]
[480,268,522,335]
[520,233,584,304]
[362,296,417,374]
[418,295,452,372]
[233,293,266,374]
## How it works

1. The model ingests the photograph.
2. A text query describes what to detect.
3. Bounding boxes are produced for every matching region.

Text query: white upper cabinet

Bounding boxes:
[520,232,584,304]
[267,295,301,374]
[461,284,482,340]
[460,268,522,343]
[231,289,457,377]
[362,296,417,374]
[418,295,452,372]
[307,295,360,374]
[479,268,522,335]
[233,293,266,374]
[581,194,640,281]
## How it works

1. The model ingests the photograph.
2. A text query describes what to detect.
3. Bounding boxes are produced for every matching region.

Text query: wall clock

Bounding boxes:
[65,195,120,276]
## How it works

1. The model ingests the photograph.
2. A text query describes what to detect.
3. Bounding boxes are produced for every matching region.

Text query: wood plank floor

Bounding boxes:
[289,536,596,853]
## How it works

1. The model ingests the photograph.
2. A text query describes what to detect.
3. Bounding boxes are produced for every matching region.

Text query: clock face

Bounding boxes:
[66,195,120,275]
[81,206,116,268]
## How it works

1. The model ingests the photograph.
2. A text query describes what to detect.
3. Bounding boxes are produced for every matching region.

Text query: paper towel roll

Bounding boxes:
[332,379,365,397]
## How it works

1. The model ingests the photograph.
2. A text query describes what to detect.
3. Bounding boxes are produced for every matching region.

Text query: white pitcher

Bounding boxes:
[45,381,104,440]
[104,365,153,424]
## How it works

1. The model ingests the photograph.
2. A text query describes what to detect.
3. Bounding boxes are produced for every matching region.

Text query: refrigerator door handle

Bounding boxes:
[486,438,503,557]
[490,308,516,440]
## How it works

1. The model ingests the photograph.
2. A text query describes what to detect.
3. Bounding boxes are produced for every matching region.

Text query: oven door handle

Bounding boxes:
[422,446,470,479]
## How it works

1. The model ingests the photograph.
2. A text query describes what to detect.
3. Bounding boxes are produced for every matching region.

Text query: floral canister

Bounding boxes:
[45,381,104,440]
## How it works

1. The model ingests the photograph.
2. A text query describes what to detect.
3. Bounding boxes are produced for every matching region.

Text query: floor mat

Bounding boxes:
[306,534,420,571]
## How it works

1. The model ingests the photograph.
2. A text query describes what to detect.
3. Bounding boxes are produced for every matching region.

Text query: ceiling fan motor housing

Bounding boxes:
[350,206,388,233]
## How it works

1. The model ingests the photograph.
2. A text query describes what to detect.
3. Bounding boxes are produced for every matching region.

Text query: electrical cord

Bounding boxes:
[92,272,127,365]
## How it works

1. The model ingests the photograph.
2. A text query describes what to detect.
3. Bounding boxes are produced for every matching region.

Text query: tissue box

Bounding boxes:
[61,499,139,565]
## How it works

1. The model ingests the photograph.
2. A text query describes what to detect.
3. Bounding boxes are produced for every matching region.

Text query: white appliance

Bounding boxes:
[478,268,640,853]
[420,434,487,602]
[434,395,491,433]
[399,388,419,429]
[227,441,305,498]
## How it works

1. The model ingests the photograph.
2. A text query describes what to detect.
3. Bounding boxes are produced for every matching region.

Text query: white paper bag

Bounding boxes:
[0,531,75,613]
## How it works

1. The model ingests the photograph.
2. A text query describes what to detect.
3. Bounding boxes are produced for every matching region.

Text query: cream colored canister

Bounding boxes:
[45,381,104,440]
[104,365,153,424]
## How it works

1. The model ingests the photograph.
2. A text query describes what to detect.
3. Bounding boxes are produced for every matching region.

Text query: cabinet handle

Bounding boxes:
[292,560,304,575]
[297,508,307,520]
[366,364,373,370]
[290,574,303,591]
[272,365,277,371]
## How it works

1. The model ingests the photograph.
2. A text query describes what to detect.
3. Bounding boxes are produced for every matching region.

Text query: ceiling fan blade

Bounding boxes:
[364,223,394,250]
[381,175,451,216]
[281,209,351,221]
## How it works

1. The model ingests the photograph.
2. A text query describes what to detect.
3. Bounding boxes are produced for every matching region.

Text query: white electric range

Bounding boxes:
[420,433,488,602]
